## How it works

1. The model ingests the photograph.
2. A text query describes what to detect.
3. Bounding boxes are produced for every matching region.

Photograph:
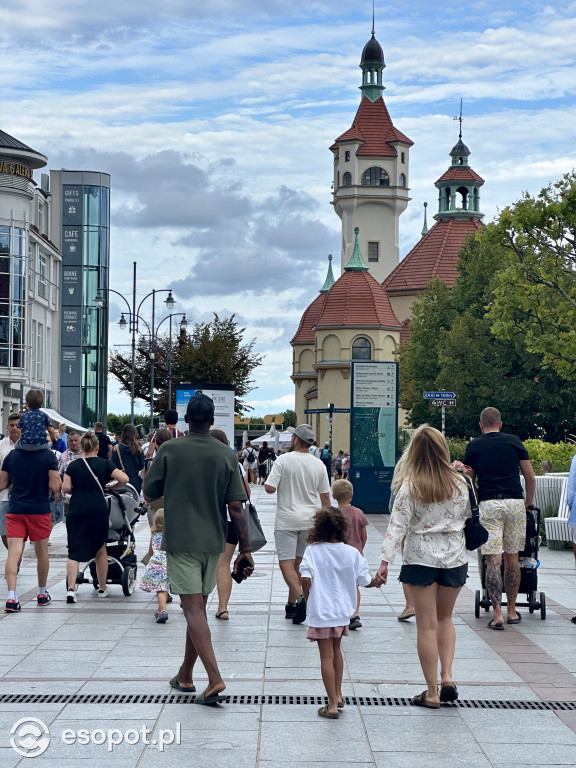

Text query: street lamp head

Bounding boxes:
[193,332,201,351]
[118,314,128,331]
[94,290,105,309]
[165,291,175,311]
[179,315,188,332]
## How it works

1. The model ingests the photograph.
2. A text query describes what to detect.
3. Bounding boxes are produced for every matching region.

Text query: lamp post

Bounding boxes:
[155,312,188,410]
[94,261,175,426]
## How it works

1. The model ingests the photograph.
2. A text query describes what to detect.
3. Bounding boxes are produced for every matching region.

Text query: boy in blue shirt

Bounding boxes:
[17,390,58,451]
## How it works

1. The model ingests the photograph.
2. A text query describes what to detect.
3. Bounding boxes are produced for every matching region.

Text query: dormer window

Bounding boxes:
[361,167,389,186]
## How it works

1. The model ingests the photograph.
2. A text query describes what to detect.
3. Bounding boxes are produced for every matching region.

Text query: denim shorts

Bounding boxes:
[399,563,468,588]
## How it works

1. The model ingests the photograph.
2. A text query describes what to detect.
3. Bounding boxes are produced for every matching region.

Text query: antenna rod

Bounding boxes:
[372,0,375,35]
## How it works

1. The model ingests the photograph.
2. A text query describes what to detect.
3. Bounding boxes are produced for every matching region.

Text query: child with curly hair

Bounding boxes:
[139,509,170,623]
[299,506,377,719]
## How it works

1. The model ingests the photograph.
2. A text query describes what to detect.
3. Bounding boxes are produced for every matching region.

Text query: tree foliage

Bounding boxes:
[109,314,263,415]
[398,233,576,441]
[487,171,576,378]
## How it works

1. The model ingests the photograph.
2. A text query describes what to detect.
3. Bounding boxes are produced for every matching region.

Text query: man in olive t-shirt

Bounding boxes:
[143,394,252,704]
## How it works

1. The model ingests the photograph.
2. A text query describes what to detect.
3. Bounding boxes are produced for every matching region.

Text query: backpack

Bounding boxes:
[321,448,330,460]
[247,449,255,463]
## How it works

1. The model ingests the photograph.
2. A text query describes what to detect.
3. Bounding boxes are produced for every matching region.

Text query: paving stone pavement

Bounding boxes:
[0,484,575,767]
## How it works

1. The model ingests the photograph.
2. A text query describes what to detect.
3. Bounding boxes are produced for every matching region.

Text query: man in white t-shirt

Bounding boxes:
[265,424,330,623]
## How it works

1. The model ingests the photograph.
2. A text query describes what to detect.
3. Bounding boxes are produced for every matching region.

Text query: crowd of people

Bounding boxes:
[1,391,569,715]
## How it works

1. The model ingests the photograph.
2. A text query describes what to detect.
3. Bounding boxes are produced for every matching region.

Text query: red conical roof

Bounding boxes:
[382,218,483,293]
[331,97,413,156]
[291,293,326,344]
[316,270,401,328]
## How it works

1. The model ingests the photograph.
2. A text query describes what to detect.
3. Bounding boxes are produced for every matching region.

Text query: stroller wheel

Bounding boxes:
[474,590,480,618]
[540,593,546,620]
[122,566,136,596]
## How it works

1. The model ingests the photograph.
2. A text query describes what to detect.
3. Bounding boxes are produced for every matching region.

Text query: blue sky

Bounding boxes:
[1,0,575,415]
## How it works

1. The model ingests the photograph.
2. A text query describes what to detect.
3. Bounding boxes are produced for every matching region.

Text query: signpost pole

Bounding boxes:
[442,404,445,437]
[328,403,334,457]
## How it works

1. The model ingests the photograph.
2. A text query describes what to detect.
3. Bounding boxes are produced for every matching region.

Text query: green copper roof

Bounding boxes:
[319,254,336,293]
[421,202,429,236]
[344,227,369,272]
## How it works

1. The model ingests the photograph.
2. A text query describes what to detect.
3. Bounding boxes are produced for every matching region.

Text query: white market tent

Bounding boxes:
[41,407,88,433]
[250,430,292,448]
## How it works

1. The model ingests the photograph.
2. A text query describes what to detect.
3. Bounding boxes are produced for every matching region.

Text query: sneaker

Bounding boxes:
[66,590,77,604]
[285,602,296,620]
[349,616,362,630]
[5,599,21,613]
[98,588,112,599]
[292,595,306,625]
[37,591,51,606]
[155,610,169,624]
[166,593,173,604]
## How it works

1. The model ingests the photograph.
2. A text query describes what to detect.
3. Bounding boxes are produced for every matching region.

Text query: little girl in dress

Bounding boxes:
[299,507,377,719]
[140,509,170,623]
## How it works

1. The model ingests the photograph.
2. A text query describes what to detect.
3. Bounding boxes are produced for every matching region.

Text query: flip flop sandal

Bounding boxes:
[215,611,229,620]
[169,676,196,693]
[507,612,522,624]
[397,609,415,621]
[411,690,440,709]
[487,619,505,630]
[337,700,345,709]
[318,705,339,719]
[194,688,227,705]
[439,682,458,703]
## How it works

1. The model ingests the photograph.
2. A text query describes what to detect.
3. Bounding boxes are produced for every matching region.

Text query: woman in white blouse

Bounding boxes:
[376,425,471,708]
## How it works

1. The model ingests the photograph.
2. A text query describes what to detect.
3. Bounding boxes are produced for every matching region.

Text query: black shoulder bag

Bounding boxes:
[462,476,489,551]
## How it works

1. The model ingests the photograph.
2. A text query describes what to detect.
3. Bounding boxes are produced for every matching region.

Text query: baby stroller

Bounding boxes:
[76,484,146,596]
[475,505,546,619]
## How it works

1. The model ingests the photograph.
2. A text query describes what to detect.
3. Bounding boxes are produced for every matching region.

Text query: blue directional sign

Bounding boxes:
[423,391,456,399]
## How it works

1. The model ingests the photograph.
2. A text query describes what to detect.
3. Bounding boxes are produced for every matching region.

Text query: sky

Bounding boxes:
[1,0,575,417]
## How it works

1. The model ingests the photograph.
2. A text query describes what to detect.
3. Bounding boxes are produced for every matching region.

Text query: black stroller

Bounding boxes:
[76,484,146,596]
[475,505,546,620]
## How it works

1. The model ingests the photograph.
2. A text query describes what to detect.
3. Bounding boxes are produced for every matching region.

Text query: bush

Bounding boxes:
[446,437,469,462]
[523,439,576,474]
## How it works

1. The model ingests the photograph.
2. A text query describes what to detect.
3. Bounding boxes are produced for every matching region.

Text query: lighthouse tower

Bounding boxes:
[330,26,413,284]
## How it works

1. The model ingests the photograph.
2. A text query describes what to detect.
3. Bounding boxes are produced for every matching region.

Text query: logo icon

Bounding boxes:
[10,717,50,757]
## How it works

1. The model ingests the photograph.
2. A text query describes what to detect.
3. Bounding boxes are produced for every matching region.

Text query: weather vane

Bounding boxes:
[453,98,463,140]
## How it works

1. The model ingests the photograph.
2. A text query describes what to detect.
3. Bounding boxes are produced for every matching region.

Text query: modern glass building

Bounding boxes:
[50,171,110,426]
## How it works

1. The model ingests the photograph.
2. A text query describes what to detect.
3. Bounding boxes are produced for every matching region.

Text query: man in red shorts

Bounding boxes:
[0,447,61,612]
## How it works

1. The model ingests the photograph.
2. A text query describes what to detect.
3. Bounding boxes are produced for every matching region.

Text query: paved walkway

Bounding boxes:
[1,485,576,767]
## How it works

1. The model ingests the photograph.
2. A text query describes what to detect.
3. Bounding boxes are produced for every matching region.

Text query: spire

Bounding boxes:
[345,228,369,272]
[421,202,429,236]
[434,120,485,223]
[359,17,385,103]
[319,254,336,293]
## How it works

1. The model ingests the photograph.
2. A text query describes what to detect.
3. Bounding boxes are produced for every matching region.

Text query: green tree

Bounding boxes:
[398,234,576,440]
[487,171,576,378]
[281,409,296,428]
[109,314,262,415]
[106,413,147,435]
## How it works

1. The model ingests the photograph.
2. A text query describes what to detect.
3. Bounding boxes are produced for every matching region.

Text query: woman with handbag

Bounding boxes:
[63,431,129,602]
[112,424,145,494]
[211,429,251,620]
[375,425,471,708]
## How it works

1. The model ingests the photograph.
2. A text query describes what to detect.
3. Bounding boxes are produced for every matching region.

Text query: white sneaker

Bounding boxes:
[66,590,77,604]
[97,588,111,598]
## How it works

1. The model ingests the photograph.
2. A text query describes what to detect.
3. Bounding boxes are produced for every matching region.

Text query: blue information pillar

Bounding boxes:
[349,361,398,514]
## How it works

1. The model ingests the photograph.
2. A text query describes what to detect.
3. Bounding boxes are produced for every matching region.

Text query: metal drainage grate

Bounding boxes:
[0,693,574,710]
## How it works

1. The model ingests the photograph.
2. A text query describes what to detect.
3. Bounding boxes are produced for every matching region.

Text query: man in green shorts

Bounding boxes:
[144,394,253,704]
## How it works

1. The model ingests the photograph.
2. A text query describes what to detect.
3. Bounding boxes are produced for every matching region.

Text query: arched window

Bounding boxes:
[342,172,352,187]
[399,173,406,187]
[352,336,372,360]
[361,167,389,187]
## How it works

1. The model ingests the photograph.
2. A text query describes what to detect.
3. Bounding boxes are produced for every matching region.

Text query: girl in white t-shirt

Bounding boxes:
[300,507,377,719]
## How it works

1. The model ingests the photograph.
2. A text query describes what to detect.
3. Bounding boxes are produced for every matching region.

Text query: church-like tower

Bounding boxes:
[330,28,413,284]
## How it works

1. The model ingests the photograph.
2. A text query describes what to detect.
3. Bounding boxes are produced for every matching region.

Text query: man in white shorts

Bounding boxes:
[463,407,535,629]
[265,424,330,623]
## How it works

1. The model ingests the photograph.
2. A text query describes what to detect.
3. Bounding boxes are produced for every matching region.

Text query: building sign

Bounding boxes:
[62,186,83,226]
[62,228,82,265]
[0,160,32,179]
[350,361,398,514]
[62,267,81,306]
[60,348,80,385]
[175,384,235,446]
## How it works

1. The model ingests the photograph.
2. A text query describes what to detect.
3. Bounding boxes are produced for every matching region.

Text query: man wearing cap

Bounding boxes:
[265,424,331,623]
[143,394,253,704]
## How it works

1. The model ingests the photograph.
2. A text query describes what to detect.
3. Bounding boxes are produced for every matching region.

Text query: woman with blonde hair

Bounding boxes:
[63,431,128,602]
[376,425,470,708]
